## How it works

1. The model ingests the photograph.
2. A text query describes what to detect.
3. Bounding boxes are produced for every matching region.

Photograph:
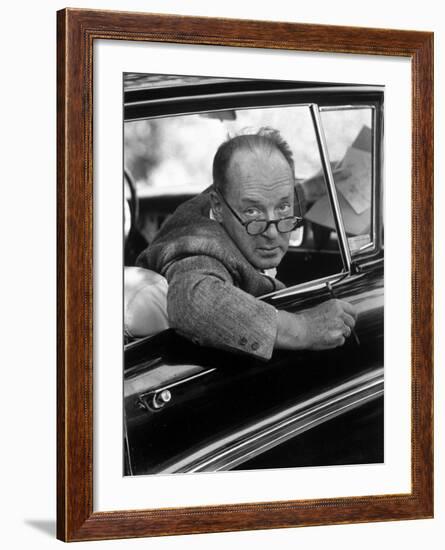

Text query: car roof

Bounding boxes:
[124,73,383,122]
[123,72,356,93]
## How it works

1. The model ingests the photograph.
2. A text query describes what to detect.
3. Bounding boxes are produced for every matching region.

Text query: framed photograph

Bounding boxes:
[57,8,433,542]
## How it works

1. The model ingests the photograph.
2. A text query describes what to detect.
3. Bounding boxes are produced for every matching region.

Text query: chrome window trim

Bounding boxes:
[124,85,384,109]
[126,102,313,123]
[319,104,375,112]
[124,85,384,122]
[310,104,352,273]
[260,271,348,301]
[137,367,217,397]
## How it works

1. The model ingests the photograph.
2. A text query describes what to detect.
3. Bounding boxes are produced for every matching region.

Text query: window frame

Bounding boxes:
[319,104,378,258]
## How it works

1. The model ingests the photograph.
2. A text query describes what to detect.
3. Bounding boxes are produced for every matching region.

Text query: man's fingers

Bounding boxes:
[293,299,357,352]
[326,298,356,319]
[338,300,357,319]
[332,330,346,345]
[341,312,356,329]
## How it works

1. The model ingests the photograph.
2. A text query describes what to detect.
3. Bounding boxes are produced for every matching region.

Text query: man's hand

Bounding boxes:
[275,299,357,351]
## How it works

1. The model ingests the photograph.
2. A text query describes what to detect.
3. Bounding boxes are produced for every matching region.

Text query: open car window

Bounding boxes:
[124,104,348,287]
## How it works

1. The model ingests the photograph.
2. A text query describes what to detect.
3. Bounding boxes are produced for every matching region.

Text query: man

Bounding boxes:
[137,128,356,360]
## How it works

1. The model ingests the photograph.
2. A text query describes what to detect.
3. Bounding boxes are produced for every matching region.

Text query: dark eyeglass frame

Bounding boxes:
[217,191,304,236]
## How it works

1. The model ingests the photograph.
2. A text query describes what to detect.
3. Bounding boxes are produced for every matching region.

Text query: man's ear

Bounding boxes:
[209,190,224,222]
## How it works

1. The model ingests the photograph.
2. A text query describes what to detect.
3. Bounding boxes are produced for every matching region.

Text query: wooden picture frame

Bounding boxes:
[57,8,433,542]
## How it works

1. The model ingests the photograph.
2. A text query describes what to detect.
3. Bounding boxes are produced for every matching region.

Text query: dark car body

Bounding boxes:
[123,74,384,475]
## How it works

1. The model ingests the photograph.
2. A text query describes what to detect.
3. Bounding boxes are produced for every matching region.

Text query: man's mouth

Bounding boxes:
[257,246,280,254]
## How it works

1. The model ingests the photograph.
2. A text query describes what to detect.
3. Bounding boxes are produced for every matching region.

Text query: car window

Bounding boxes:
[125,105,326,193]
[319,107,374,255]
[125,104,348,286]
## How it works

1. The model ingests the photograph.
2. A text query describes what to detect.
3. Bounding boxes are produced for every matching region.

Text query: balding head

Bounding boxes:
[212,127,294,195]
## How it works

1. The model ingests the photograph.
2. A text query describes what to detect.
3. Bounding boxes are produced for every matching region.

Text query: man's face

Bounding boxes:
[217,146,295,270]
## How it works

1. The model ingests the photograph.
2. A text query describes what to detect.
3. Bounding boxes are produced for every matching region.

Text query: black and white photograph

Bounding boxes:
[123,73,384,476]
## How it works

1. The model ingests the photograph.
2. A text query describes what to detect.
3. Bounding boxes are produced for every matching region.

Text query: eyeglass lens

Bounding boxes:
[246,218,300,235]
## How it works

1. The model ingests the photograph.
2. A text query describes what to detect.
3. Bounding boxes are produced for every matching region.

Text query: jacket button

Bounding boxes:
[251,342,259,351]
[239,337,247,346]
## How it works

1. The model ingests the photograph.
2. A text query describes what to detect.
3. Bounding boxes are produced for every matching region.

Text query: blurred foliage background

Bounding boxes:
[124,105,369,198]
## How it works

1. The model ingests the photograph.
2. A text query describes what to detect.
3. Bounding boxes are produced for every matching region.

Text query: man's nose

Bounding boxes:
[263,221,279,239]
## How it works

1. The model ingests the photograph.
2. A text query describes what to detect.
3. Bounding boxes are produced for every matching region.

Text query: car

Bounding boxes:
[123,73,384,475]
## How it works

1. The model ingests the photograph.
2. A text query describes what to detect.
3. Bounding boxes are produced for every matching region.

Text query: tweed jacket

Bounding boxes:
[136,189,286,360]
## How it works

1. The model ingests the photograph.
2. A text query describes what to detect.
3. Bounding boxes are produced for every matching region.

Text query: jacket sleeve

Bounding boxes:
[164,255,278,361]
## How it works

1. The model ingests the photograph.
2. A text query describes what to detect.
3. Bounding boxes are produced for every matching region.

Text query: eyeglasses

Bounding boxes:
[217,192,304,236]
